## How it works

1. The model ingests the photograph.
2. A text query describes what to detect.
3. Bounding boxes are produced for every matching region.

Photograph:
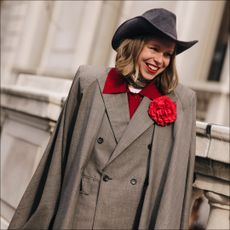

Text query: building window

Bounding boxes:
[207,1,229,81]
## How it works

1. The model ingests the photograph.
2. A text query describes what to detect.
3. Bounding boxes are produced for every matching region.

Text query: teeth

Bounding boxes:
[147,64,158,71]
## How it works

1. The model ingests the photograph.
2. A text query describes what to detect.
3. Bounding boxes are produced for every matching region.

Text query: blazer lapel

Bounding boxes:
[167,90,184,135]
[107,90,183,167]
[106,96,154,165]
[97,76,130,143]
[103,93,130,142]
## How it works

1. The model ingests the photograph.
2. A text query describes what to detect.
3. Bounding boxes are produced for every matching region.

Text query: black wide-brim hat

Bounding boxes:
[112,8,198,55]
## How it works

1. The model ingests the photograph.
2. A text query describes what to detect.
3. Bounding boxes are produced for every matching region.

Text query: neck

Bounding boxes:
[126,74,152,89]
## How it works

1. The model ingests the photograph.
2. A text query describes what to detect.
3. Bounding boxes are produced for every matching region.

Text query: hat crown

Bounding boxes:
[142,8,177,39]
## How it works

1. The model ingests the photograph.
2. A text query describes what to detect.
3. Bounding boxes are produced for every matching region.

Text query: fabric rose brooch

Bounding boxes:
[148,96,177,126]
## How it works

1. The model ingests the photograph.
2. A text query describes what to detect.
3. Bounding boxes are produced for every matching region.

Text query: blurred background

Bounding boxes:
[1,0,229,229]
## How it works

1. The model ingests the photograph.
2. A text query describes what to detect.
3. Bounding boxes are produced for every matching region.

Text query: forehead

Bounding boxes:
[145,37,176,50]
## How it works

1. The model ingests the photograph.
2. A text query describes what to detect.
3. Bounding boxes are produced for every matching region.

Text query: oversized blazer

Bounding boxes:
[9,65,196,229]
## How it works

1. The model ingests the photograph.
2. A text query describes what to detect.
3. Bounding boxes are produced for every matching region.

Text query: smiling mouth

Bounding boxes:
[145,63,159,74]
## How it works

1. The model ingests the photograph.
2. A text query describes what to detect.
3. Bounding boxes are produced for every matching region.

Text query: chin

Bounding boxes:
[142,73,156,81]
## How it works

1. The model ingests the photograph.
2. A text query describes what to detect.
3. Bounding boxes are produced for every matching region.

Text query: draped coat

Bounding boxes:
[9,65,196,229]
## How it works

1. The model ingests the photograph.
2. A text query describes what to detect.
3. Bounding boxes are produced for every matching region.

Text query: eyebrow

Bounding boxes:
[148,43,175,53]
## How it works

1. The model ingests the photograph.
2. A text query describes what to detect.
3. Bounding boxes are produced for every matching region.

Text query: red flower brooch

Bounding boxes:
[148,96,177,126]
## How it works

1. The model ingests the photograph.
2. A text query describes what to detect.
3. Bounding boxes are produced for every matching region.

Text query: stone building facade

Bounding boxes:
[1,1,229,228]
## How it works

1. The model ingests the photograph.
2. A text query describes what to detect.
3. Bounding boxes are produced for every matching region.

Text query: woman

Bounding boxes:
[9,8,198,229]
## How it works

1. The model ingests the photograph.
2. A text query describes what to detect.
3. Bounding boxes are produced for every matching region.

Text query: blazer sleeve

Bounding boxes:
[180,92,197,229]
[8,67,83,229]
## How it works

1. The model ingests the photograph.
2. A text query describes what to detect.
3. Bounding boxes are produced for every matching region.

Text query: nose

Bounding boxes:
[154,52,163,66]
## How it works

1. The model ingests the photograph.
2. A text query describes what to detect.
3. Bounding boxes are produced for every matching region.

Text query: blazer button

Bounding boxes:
[130,178,137,185]
[103,175,111,182]
[148,144,152,150]
[97,137,104,144]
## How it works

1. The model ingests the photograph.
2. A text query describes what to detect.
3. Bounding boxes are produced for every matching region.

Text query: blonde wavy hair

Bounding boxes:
[115,38,178,94]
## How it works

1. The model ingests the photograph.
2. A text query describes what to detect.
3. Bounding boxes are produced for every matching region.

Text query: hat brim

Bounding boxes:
[112,17,198,55]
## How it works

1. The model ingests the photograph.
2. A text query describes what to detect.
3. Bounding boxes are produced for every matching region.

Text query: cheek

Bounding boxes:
[137,56,144,70]
[163,59,171,69]
[158,60,170,74]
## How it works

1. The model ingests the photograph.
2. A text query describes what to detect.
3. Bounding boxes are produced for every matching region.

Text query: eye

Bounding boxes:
[164,52,173,58]
[149,46,158,52]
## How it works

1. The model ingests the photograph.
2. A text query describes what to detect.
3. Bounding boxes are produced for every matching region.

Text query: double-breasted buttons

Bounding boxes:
[97,137,104,144]
[103,175,111,182]
[130,178,137,185]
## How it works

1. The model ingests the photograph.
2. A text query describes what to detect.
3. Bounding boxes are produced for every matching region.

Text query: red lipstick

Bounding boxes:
[145,63,159,75]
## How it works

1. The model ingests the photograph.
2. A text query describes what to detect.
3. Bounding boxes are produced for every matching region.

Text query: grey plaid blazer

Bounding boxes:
[9,65,196,229]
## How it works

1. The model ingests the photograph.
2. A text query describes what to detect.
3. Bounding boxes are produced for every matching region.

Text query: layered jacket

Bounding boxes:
[9,65,196,229]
